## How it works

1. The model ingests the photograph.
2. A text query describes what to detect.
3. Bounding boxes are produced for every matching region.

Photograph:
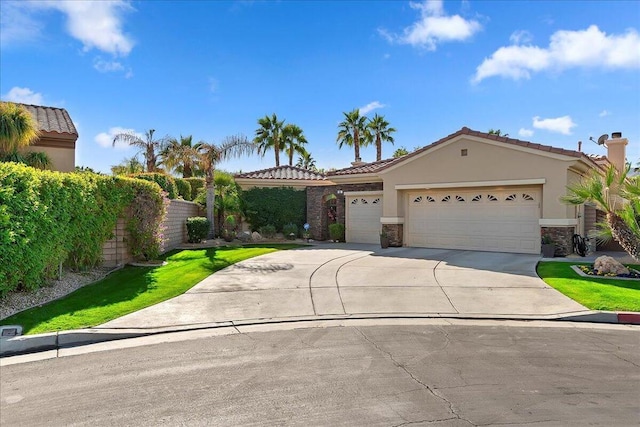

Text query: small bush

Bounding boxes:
[131,172,178,199]
[283,223,298,240]
[174,178,192,200]
[329,223,345,241]
[259,224,276,239]
[186,217,210,243]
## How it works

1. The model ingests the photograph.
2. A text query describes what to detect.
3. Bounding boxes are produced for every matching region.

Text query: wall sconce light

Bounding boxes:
[337,189,344,195]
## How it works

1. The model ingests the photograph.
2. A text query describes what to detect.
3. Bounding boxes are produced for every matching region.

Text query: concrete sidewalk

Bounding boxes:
[98,244,589,330]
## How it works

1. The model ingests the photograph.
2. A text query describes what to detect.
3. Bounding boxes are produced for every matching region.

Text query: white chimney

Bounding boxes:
[604,132,628,173]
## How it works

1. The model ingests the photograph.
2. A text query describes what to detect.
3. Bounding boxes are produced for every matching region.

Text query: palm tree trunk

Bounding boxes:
[607,212,640,260]
[354,131,361,162]
[274,139,280,167]
[289,148,293,166]
[376,135,381,161]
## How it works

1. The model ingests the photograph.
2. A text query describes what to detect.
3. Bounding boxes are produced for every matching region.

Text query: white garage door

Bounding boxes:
[407,188,540,254]
[346,195,383,244]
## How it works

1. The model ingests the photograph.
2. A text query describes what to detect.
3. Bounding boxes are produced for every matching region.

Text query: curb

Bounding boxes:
[2,311,639,358]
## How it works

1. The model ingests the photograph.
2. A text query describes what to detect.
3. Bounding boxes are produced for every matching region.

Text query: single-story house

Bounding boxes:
[238,127,628,255]
[19,103,78,172]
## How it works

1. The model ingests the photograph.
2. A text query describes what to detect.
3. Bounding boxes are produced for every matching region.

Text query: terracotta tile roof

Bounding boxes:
[235,165,327,181]
[328,126,602,176]
[14,103,78,137]
[327,157,401,176]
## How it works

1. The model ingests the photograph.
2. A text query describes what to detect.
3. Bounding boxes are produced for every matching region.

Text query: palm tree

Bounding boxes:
[281,124,308,166]
[337,109,370,163]
[488,128,509,137]
[295,152,317,171]
[0,102,40,154]
[111,155,144,176]
[199,134,254,237]
[213,170,241,237]
[112,129,168,172]
[254,114,285,167]
[160,135,202,177]
[367,113,396,161]
[562,165,640,260]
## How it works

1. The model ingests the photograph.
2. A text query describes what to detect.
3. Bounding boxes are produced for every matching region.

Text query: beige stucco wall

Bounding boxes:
[380,136,583,221]
[23,145,75,172]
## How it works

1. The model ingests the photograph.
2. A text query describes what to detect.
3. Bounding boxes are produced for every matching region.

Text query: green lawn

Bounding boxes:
[1,244,302,335]
[537,261,640,312]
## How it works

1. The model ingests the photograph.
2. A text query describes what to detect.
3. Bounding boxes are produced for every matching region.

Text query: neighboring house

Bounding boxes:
[235,165,330,190]
[20,103,78,172]
[237,127,629,255]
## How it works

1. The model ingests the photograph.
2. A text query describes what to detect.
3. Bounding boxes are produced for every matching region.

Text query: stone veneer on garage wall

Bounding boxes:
[101,199,203,267]
[307,183,383,241]
[382,224,403,247]
[541,226,575,257]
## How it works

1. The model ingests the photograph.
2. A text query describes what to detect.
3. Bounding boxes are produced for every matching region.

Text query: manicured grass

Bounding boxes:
[1,244,302,335]
[537,261,640,312]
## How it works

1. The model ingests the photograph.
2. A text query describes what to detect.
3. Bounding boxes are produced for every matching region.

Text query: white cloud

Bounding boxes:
[93,57,125,73]
[1,1,134,56]
[2,87,44,105]
[518,128,534,138]
[532,115,576,135]
[509,30,533,45]
[599,109,611,117]
[359,101,385,115]
[95,127,141,149]
[474,25,640,83]
[48,1,134,56]
[380,0,481,50]
[0,1,43,47]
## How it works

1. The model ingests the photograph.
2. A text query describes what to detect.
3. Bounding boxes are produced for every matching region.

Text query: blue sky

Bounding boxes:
[1,0,639,174]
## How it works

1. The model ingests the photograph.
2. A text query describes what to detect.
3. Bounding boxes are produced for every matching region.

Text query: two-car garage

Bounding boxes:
[345,188,541,254]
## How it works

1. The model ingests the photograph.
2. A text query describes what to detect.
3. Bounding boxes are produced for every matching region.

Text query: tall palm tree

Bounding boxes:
[199,134,254,237]
[160,135,202,177]
[112,129,168,172]
[281,124,308,166]
[295,151,317,171]
[0,102,40,154]
[337,109,370,163]
[254,113,285,167]
[367,113,396,161]
[562,165,640,260]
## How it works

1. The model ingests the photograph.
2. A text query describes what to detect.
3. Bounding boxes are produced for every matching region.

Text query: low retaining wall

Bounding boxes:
[101,199,203,267]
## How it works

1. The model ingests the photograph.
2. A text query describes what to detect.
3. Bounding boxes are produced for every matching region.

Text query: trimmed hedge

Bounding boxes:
[131,172,178,199]
[186,217,210,243]
[240,187,306,232]
[185,177,205,201]
[0,162,166,295]
[174,178,192,200]
[328,223,345,241]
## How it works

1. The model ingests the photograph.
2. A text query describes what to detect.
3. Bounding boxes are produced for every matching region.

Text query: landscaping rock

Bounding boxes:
[237,231,252,243]
[594,256,629,276]
[251,231,262,242]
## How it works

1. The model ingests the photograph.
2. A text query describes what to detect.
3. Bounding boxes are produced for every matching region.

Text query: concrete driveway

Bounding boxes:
[99,244,588,330]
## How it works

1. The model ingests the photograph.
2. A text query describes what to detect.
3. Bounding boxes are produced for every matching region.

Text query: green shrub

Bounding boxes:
[329,223,345,241]
[259,224,276,239]
[240,187,306,232]
[186,217,210,243]
[0,163,166,296]
[282,223,298,239]
[131,172,178,199]
[185,177,205,201]
[174,178,192,200]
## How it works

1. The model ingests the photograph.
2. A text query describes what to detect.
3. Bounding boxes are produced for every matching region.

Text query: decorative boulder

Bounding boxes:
[237,231,251,243]
[594,256,629,276]
[251,231,262,242]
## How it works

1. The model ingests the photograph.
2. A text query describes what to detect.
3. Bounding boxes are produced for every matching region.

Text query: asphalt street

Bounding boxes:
[2,321,638,426]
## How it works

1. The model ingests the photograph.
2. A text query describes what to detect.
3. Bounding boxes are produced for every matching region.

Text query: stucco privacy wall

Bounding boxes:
[380,136,580,222]
[101,200,203,267]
